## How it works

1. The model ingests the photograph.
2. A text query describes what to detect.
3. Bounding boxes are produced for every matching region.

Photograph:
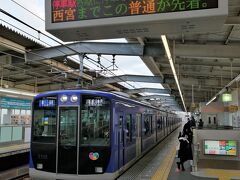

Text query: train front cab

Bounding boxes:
[30,92,115,180]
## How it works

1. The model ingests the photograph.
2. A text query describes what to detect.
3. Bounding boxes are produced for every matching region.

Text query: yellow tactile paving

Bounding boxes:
[206,169,240,180]
[151,144,177,180]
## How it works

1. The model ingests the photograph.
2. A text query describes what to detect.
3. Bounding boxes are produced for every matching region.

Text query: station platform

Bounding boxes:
[118,127,240,180]
[0,143,29,157]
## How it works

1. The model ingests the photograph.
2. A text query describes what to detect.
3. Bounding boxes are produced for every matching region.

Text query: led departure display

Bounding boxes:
[39,99,56,107]
[86,98,104,107]
[51,0,218,23]
[204,140,237,156]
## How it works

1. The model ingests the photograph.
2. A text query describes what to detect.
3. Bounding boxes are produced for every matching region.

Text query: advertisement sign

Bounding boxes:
[204,140,237,156]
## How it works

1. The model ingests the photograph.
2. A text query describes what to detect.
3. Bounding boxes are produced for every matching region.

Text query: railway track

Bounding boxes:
[0,165,28,180]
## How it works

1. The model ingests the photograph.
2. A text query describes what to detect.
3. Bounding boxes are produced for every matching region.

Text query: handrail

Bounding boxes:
[0,125,30,127]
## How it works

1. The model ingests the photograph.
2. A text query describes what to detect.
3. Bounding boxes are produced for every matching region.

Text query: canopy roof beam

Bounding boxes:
[94,75,163,86]
[124,88,170,95]
[26,42,165,61]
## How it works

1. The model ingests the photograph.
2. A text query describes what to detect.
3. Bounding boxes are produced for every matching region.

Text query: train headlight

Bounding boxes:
[60,95,68,102]
[70,95,78,102]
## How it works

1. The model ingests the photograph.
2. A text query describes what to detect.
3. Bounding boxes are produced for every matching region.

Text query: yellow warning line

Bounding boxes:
[206,169,240,180]
[151,145,176,180]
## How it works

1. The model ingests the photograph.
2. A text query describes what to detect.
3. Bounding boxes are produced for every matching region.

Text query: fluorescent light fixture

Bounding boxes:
[161,35,187,112]
[235,74,240,82]
[0,88,37,97]
[206,96,216,106]
[161,35,172,60]
[222,93,232,102]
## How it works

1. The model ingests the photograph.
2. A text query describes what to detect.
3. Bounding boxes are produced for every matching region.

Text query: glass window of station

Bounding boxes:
[0,97,32,144]
[0,97,31,125]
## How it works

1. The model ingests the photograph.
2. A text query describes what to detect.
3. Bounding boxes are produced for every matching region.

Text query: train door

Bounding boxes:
[136,113,142,157]
[118,112,124,169]
[57,107,78,174]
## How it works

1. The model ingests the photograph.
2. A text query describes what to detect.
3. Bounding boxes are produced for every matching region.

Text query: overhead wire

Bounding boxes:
[8,0,125,68]
[0,39,95,80]
[1,1,184,104]
[0,7,140,90]
[0,8,101,71]
[0,49,68,81]
[6,0,240,95]
[7,0,237,96]
[3,1,144,86]
[0,19,94,71]
[10,0,45,22]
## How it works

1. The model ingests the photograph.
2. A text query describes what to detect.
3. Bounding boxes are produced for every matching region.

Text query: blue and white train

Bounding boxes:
[30,90,181,179]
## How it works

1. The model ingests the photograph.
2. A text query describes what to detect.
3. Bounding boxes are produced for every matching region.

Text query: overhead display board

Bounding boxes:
[46,0,228,41]
[51,0,219,23]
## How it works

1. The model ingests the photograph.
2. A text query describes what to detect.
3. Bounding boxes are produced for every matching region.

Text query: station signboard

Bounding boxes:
[45,0,228,41]
[0,97,31,110]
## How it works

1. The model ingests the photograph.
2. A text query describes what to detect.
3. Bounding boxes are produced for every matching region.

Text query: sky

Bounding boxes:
[0,0,167,93]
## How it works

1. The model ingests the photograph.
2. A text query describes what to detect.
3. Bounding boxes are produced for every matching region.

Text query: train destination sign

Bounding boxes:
[46,0,227,41]
[51,0,218,23]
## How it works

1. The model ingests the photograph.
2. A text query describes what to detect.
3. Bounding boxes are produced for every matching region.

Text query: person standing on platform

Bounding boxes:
[190,116,196,128]
[178,119,193,171]
[183,119,193,144]
[183,119,191,131]
[198,119,204,129]
[176,133,191,172]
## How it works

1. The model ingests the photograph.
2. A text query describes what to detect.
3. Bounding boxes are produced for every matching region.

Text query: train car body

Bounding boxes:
[30,90,181,180]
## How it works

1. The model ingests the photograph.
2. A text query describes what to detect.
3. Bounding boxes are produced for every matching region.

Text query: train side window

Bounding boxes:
[159,117,161,130]
[126,114,132,143]
[119,115,123,144]
[157,118,160,130]
[150,115,153,134]
[160,117,162,129]
[144,115,150,136]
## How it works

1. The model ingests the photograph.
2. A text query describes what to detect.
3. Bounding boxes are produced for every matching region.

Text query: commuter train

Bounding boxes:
[30,90,181,180]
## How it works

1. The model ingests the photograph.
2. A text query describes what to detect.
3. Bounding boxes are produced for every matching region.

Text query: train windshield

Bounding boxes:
[32,97,57,143]
[80,95,111,146]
